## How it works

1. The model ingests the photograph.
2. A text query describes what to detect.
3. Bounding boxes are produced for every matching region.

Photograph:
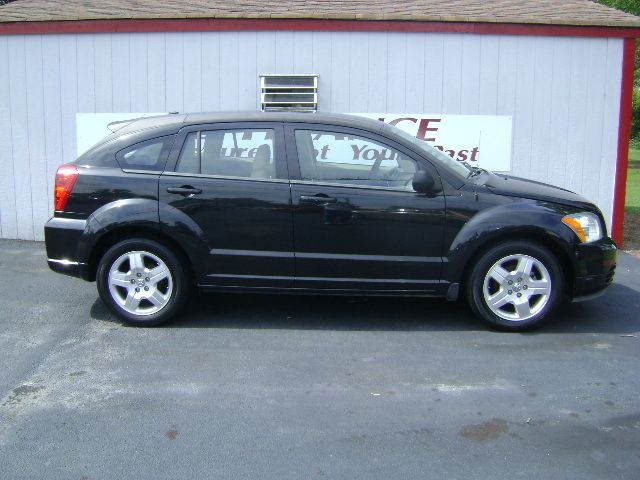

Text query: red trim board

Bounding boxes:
[612,38,637,247]
[0,18,639,38]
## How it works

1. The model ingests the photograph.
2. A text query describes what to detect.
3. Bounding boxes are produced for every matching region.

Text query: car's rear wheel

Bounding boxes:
[96,238,189,326]
[466,240,565,331]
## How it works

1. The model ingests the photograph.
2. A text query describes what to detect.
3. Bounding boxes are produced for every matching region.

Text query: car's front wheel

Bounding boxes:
[96,238,189,326]
[466,240,565,331]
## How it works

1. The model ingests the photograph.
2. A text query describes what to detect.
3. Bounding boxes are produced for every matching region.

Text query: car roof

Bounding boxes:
[117,111,385,136]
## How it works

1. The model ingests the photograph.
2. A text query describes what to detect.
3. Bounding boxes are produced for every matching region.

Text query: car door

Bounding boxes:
[159,122,294,288]
[285,123,446,292]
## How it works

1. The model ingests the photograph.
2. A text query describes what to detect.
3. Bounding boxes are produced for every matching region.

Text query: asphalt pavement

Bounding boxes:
[0,239,639,479]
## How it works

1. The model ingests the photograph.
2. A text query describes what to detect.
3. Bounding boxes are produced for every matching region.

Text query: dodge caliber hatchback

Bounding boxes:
[45,112,617,331]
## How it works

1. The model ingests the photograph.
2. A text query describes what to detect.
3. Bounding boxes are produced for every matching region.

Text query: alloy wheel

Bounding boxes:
[482,253,552,321]
[107,250,173,316]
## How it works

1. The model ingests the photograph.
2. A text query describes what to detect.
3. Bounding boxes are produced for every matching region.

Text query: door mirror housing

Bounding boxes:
[412,170,440,194]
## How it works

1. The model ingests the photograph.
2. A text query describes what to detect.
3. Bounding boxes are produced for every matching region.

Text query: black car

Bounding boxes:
[45,112,617,330]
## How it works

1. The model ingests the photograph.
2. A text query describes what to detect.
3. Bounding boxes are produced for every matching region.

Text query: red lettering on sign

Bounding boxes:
[416,118,441,142]
[389,117,418,128]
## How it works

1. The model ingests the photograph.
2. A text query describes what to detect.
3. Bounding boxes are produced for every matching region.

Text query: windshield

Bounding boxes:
[383,122,471,179]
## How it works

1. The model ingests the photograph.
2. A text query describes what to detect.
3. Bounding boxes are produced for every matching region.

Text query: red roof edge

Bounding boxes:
[0,18,640,38]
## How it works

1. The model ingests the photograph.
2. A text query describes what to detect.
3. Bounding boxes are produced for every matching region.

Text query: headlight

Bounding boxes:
[561,212,602,243]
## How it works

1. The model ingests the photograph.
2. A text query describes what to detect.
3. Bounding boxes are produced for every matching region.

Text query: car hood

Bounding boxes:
[482,173,595,210]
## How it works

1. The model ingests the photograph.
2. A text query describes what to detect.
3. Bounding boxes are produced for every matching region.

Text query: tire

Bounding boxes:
[96,238,190,326]
[466,240,565,331]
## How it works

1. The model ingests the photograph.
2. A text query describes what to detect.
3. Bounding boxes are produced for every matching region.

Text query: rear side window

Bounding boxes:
[116,136,174,172]
[175,129,279,180]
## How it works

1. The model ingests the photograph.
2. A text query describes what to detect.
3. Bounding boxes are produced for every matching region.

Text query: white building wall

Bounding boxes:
[0,31,623,240]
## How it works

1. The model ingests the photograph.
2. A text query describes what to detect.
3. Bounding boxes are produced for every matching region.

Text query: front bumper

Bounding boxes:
[44,216,88,279]
[571,237,617,301]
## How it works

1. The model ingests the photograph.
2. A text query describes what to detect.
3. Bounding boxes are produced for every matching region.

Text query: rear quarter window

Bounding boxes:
[75,141,120,168]
[116,136,174,172]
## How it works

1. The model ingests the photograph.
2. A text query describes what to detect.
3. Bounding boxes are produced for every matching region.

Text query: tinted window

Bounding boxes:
[294,130,417,189]
[116,136,173,171]
[383,122,470,179]
[175,129,278,180]
[176,132,199,173]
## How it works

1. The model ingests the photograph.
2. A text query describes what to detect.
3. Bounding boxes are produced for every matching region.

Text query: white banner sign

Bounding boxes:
[76,113,166,156]
[77,112,513,172]
[353,113,513,172]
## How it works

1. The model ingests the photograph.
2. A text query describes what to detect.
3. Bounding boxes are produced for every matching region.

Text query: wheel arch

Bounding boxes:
[455,230,575,297]
[87,225,194,283]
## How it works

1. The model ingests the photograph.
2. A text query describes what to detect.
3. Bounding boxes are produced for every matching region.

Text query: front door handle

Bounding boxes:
[166,186,202,196]
[300,195,337,204]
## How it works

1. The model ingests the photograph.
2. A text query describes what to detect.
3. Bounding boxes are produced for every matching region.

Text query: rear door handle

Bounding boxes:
[166,186,202,196]
[300,195,337,204]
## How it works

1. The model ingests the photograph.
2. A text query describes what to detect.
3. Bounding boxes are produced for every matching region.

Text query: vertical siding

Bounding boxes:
[147,33,166,111]
[460,35,481,114]
[601,40,625,214]
[128,33,147,112]
[565,38,590,196]
[423,34,444,112]
[478,36,500,114]
[76,35,95,113]
[0,35,17,238]
[219,32,239,111]
[24,36,48,240]
[330,32,350,110]
[59,36,78,168]
[275,31,294,72]
[582,39,610,204]
[547,37,572,187]
[386,34,407,111]
[0,31,623,240]
[165,32,184,112]
[348,33,368,112]
[111,34,130,111]
[404,34,425,113]
[442,35,464,113]
[237,32,257,110]
[496,36,518,115]
[529,37,554,183]
[512,36,537,180]
[41,36,62,225]
[200,32,220,112]
[183,32,203,112]
[7,35,33,240]
[95,34,114,111]
[366,32,386,112]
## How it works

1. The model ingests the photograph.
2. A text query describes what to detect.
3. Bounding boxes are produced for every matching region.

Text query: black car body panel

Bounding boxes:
[483,173,597,210]
[45,112,617,304]
[44,217,87,277]
[160,176,296,288]
[283,122,446,292]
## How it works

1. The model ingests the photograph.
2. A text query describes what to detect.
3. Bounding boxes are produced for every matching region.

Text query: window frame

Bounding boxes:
[163,122,289,183]
[284,123,443,193]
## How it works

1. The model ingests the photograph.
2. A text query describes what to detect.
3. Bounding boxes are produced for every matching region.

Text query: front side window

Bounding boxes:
[176,129,278,180]
[382,122,470,179]
[116,136,173,171]
[294,130,417,189]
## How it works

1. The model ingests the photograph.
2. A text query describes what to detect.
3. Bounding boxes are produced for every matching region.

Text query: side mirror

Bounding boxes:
[412,170,439,194]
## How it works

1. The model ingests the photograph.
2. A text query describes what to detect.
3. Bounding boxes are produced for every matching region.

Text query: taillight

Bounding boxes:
[54,164,79,212]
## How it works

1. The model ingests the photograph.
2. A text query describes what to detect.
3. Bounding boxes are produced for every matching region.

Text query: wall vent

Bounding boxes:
[260,74,318,112]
